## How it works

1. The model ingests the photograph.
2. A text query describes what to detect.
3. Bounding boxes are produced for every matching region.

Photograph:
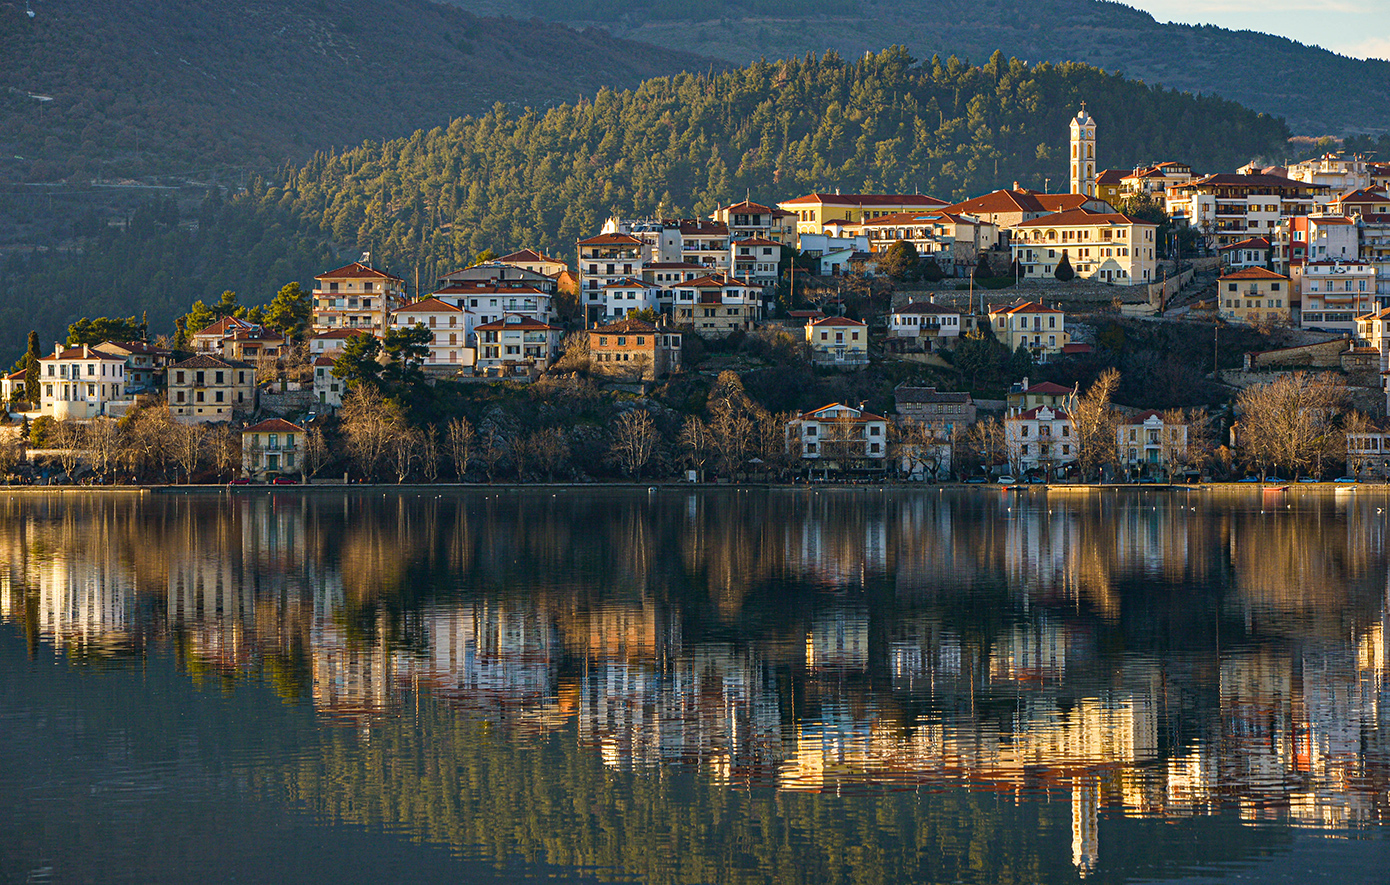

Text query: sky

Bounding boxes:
[1121,0,1390,61]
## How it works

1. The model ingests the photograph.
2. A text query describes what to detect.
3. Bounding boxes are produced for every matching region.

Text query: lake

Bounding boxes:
[1,486,1387,883]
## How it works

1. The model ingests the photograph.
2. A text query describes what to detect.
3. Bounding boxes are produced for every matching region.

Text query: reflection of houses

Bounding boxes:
[805,605,869,672]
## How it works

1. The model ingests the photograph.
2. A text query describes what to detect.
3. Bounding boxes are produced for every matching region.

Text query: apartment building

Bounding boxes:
[37,344,129,420]
[861,211,1000,274]
[1330,188,1390,298]
[1286,152,1371,192]
[496,249,568,277]
[778,193,948,236]
[389,297,476,369]
[1217,267,1291,326]
[989,301,1070,359]
[241,419,304,480]
[1004,405,1075,477]
[1115,411,1188,476]
[311,262,407,334]
[709,200,796,244]
[674,274,760,336]
[887,301,963,352]
[474,314,561,377]
[785,403,890,468]
[731,237,781,288]
[1165,172,1329,250]
[577,233,646,314]
[1298,261,1377,332]
[586,318,682,380]
[167,355,256,423]
[1011,209,1157,284]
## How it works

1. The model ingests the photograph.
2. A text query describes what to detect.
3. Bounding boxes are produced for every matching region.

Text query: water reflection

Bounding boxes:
[2,487,1389,882]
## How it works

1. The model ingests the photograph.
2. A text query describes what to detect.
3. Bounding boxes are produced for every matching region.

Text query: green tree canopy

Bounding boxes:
[66,316,146,346]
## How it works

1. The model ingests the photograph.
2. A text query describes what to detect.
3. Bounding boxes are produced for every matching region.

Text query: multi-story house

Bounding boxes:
[1218,236,1274,271]
[1011,209,1157,285]
[577,232,645,319]
[220,328,285,363]
[1287,214,1358,265]
[796,232,869,257]
[894,384,976,430]
[778,193,948,237]
[1217,267,1291,326]
[309,328,371,358]
[240,419,304,480]
[731,237,781,289]
[1297,261,1377,333]
[1329,188,1390,299]
[674,220,732,272]
[642,262,705,287]
[785,403,889,470]
[989,301,1070,359]
[1165,172,1329,250]
[862,211,1000,275]
[1118,162,1194,197]
[311,356,344,409]
[432,281,552,329]
[1286,152,1371,192]
[1006,379,1075,416]
[37,344,129,420]
[1095,169,1126,205]
[804,316,868,369]
[1004,405,1075,477]
[676,274,760,337]
[311,262,407,333]
[474,314,561,377]
[1356,305,1390,371]
[437,262,558,296]
[709,200,797,244]
[2,370,26,408]
[887,301,963,352]
[1347,427,1390,479]
[1115,411,1188,477]
[586,318,682,380]
[389,297,476,370]
[596,277,660,322]
[92,340,170,392]
[191,316,260,354]
[496,249,568,277]
[166,355,256,423]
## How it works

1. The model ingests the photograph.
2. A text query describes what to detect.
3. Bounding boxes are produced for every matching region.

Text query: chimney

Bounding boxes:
[1013,181,1020,191]
[83,345,90,358]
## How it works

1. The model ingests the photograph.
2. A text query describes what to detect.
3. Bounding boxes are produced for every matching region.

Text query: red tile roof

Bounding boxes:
[194,316,259,338]
[589,318,661,335]
[993,301,1062,315]
[40,346,126,362]
[394,297,462,313]
[1014,208,1146,227]
[719,200,775,214]
[577,233,643,246]
[243,418,305,434]
[801,402,888,421]
[1220,267,1288,281]
[781,193,947,208]
[498,249,562,265]
[1011,405,1072,420]
[1022,381,1075,395]
[311,329,371,339]
[474,315,558,332]
[602,277,651,289]
[316,262,403,281]
[1218,237,1273,251]
[808,316,866,327]
[731,236,782,246]
[944,189,1048,216]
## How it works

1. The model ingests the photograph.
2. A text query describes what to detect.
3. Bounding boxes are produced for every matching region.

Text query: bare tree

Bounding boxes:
[86,417,122,482]
[1067,368,1120,482]
[388,427,420,483]
[819,413,864,471]
[476,427,504,483]
[529,427,570,480]
[169,421,205,483]
[1344,411,1375,477]
[707,371,755,478]
[610,410,659,478]
[0,430,24,479]
[895,418,942,480]
[679,415,712,482]
[419,425,440,483]
[511,432,533,480]
[1235,372,1346,479]
[446,417,475,481]
[208,424,240,480]
[961,417,1005,477]
[302,426,329,480]
[341,385,399,480]
[53,419,84,479]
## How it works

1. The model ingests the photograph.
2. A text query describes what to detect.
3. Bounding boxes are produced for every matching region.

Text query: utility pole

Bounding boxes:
[1213,321,1220,383]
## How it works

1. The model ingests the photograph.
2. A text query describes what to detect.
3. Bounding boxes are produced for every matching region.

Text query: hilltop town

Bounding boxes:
[5,107,1390,485]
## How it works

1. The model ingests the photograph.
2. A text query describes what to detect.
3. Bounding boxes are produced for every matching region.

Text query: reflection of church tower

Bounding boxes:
[1070,104,1096,197]
[1071,776,1100,876]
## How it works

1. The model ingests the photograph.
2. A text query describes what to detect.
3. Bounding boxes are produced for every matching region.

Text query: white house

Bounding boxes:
[598,277,661,322]
[785,403,890,471]
[389,297,477,370]
[475,314,562,377]
[1115,410,1188,477]
[37,344,129,420]
[312,356,344,409]
[1004,405,1075,477]
[1297,261,1377,333]
[309,328,373,357]
[888,301,963,352]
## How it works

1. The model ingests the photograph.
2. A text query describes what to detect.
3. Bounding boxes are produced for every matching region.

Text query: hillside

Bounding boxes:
[0,0,719,183]
[456,0,1390,136]
[0,50,1292,357]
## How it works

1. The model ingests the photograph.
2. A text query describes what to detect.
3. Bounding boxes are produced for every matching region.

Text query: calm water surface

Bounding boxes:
[1,487,1388,884]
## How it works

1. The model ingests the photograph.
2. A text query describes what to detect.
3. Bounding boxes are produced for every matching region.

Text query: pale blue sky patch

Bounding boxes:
[1122,0,1390,60]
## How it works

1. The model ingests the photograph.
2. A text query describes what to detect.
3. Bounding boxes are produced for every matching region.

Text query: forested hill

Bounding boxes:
[0,50,1291,356]
[458,0,1390,136]
[0,0,719,182]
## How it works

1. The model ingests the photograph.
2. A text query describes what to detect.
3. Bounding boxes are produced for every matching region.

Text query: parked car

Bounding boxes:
[227,478,252,486]
[1335,476,1359,483]
[997,476,1018,485]
[271,476,299,485]
[964,476,988,484]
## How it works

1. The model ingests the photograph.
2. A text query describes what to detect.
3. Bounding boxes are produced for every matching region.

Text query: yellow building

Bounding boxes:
[778,193,947,236]
[804,316,869,369]
[1011,209,1158,285]
[1218,267,1291,326]
[989,301,1070,359]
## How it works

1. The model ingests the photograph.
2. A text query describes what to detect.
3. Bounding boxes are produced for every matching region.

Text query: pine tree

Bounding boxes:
[24,331,40,409]
[1054,252,1075,282]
